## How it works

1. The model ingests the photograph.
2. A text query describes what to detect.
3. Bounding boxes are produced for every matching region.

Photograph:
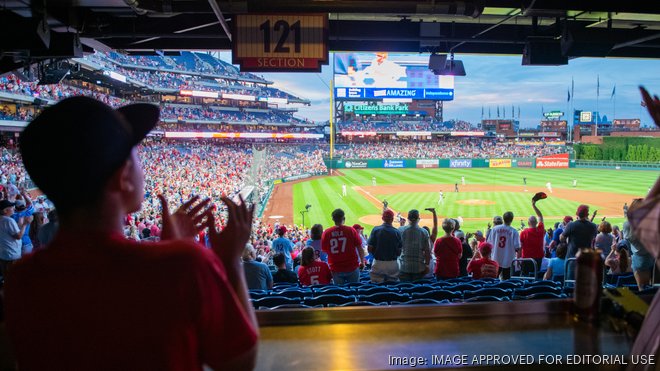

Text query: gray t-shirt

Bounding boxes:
[563,219,598,258]
[0,215,21,260]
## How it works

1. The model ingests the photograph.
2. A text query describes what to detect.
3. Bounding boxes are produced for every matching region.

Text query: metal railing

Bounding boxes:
[510,258,538,281]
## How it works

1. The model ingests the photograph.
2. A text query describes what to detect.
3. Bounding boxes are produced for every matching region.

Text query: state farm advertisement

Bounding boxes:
[536,153,569,169]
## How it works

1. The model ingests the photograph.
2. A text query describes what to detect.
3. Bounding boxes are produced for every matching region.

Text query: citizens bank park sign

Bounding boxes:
[536,153,569,168]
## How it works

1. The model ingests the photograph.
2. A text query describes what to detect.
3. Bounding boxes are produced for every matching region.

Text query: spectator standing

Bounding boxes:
[456,231,472,277]
[272,225,294,270]
[37,210,58,247]
[520,200,545,277]
[398,209,431,282]
[0,199,28,277]
[321,209,364,284]
[11,192,34,255]
[305,223,327,262]
[560,205,598,258]
[368,209,403,283]
[433,218,462,279]
[487,211,520,280]
[594,221,614,257]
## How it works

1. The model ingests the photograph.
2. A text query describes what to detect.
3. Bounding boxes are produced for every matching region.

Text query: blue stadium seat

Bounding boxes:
[615,273,637,287]
[392,282,416,289]
[304,294,356,307]
[249,290,269,300]
[412,290,462,301]
[357,286,398,296]
[253,296,301,309]
[314,287,355,296]
[340,301,383,307]
[273,290,313,299]
[465,296,511,303]
[401,285,436,295]
[524,280,561,288]
[446,283,482,292]
[273,282,298,289]
[463,288,513,300]
[514,286,562,297]
[517,292,567,300]
[358,292,410,304]
[486,280,523,290]
[268,304,314,310]
[414,278,436,285]
[392,298,448,305]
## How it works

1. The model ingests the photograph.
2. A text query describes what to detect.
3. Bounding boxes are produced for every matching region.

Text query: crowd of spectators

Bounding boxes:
[155,122,324,134]
[0,74,127,108]
[90,52,301,101]
[333,140,565,159]
[338,119,475,132]
[160,105,307,125]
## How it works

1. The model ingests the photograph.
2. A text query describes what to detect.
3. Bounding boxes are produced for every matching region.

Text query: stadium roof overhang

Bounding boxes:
[2,1,659,74]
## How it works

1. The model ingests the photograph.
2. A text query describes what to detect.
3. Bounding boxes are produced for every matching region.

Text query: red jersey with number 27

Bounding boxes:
[321,225,361,273]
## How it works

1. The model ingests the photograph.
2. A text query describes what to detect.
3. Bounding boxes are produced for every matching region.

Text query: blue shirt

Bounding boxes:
[548,257,565,277]
[552,227,563,245]
[367,223,402,261]
[12,205,34,247]
[272,237,294,270]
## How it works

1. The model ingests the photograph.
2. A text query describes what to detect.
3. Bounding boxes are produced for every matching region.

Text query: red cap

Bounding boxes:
[278,225,287,234]
[577,205,589,218]
[382,209,395,221]
[480,242,493,256]
[563,216,574,224]
[352,224,364,230]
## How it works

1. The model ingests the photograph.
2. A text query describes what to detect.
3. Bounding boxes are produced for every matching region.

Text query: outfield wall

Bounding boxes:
[325,154,575,169]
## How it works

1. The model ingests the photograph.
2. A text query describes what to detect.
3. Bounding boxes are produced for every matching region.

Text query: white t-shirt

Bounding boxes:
[487,224,520,268]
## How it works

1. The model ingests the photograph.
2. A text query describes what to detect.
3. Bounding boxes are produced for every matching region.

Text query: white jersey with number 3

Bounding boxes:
[487,224,520,268]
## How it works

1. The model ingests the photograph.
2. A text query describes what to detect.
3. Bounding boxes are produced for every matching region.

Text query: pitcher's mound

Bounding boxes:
[456,199,495,206]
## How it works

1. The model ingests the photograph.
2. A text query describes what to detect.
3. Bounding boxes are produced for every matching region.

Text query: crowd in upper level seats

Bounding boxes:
[159,105,307,124]
[155,122,325,134]
[338,119,473,132]
[333,140,565,159]
[86,52,301,101]
[0,74,128,110]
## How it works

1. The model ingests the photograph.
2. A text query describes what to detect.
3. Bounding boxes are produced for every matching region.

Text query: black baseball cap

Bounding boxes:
[19,96,159,209]
[0,200,15,210]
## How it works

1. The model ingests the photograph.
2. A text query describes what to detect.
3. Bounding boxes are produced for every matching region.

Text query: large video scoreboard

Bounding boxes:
[333,52,455,101]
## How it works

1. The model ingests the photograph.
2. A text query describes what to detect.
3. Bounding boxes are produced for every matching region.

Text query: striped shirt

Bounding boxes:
[398,223,431,274]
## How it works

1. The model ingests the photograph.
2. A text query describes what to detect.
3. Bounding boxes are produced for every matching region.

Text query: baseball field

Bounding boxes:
[264,168,657,233]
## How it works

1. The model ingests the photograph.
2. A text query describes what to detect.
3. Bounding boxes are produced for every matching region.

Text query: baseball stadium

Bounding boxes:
[1,2,660,371]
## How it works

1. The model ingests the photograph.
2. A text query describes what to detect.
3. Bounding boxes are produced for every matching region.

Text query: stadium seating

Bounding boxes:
[304,294,356,307]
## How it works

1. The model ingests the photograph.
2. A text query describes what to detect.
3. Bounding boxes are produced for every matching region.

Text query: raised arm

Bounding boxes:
[426,208,438,243]
[532,200,543,224]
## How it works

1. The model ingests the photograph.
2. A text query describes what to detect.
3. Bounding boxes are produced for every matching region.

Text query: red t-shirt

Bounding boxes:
[433,236,463,278]
[520,221,545,259]
[297,261,333,286]
[467,258,500,279]
[5,231,257,371]
[321,225,361,273]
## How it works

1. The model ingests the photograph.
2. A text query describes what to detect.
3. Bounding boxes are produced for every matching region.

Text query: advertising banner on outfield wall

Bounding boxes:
[489,159,512,168]
[449,159,472,168]
[384,160,405,168]
[416,159,439,168]
[516,160,534,168]
[536,153,570,168]
[344,160,368,169]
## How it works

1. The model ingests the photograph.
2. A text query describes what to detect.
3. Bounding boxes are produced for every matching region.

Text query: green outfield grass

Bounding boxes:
[292,168,657,234]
